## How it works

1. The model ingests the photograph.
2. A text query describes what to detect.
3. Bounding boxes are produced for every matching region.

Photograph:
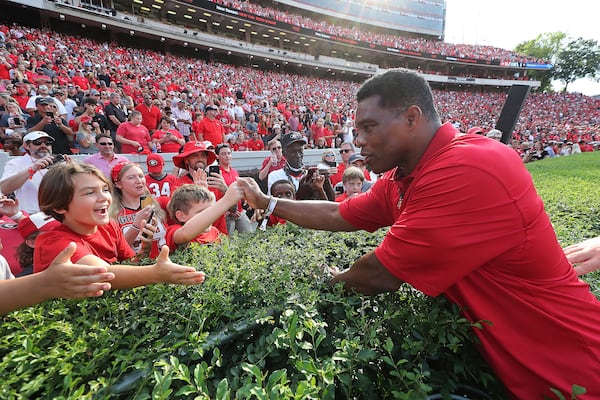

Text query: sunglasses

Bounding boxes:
[324,153,335,156]
[340,149,353,153]
[98,142,114,146]
[30,139,53,146]
[271,146,282,150]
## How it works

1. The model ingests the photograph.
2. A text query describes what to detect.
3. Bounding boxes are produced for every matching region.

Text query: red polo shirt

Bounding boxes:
[339,123,600,398]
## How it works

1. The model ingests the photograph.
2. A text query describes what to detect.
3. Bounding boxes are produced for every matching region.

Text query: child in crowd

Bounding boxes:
[335,166,364,202]
[253,179,296,229]
[165,183,244,251]
[33,162,205,289]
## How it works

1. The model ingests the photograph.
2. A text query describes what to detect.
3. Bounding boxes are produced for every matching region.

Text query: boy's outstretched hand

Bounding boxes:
[153,245,206,285]
[44,242,115,299]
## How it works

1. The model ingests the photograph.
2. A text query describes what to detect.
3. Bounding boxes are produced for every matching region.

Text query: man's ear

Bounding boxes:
[404,105,423,127]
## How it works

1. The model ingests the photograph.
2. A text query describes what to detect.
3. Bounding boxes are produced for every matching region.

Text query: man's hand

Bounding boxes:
[153,245,206,285]
[564,236,600,275]
[238,177,270,210]
[207,172,227,193]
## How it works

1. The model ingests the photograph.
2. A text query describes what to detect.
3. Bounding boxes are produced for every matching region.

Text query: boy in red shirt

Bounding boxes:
[33,162,205,290]
[165,183,243,251]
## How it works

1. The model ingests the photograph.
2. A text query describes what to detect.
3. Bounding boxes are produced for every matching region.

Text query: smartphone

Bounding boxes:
[326,160,337,168]
[13,117,22,125]
[208,165,220,176]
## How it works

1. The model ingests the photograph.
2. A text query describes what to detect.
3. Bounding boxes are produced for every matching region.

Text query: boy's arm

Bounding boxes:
[0,243,114,315]
[76,245,205,289]
[173,181,244,245]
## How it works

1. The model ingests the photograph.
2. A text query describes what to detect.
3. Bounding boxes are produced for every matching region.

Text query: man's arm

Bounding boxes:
[329,251,402,295]
[238,177,356,231]
[0,156,53,195]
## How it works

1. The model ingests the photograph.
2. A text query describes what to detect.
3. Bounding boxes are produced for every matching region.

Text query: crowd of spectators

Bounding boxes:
[211,0,548,65]
[0,23,597,158]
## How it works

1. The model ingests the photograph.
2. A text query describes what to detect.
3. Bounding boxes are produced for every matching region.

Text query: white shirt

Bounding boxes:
[0,154,48,214]
[25,95,68,116]
[267,168,301,195]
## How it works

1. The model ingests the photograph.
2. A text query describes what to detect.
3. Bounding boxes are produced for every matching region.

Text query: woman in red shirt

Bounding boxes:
[152,117,185,153]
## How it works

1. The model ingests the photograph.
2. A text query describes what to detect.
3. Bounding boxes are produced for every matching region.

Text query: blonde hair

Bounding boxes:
[342,166,364,183]
[168,184,214,222]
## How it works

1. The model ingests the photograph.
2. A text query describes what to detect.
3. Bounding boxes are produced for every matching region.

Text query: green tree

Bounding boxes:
[514,32,600,93]
[554,37,600,92]
[514,32,567,92]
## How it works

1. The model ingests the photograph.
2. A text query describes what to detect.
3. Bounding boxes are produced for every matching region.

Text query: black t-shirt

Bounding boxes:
[26,113,72,155]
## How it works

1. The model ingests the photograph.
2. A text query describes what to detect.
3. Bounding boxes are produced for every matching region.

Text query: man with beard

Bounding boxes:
[172,141,228,234]
[26,97,73,155]
[267,132,335,201]
[0,131,61,213]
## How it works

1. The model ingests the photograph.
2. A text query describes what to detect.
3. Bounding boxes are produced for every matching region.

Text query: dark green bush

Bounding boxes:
[0,152,598,399]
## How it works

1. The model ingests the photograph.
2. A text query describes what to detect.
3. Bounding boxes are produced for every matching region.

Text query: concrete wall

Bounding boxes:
[0,149,340,178]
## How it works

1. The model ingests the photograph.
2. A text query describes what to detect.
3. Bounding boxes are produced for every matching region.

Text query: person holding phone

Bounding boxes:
[151,117,185,153]
[25,97,73,155]
[258,140,286,182]
[0,102,28,136]
[213,144,256,235]
[109,161,167,258]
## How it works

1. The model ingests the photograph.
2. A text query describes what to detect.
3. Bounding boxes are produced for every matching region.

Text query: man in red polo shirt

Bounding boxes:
[214,144,255,235]
[195,105,224,147]
[239,68,600,399]
[135,94,162,132]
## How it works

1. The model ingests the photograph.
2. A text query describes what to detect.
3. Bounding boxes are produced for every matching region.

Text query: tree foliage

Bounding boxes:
[554,38,600,91]
[514,32,600,92]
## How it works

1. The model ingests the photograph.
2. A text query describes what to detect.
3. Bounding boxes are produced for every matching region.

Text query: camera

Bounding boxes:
[46,154,65,168]
[46,112,54,118]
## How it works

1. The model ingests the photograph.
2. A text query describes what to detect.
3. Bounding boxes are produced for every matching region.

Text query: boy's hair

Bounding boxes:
[168,184,214,221]
[342,166,364,184]
[271,179,296,196]
[39,162,111,222]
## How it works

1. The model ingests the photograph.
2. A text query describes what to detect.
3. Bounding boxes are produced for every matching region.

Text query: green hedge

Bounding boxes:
[0,153,598,399]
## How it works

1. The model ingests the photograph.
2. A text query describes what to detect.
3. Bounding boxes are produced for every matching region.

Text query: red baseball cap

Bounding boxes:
[146,153,164,174]
[17,212,60,239]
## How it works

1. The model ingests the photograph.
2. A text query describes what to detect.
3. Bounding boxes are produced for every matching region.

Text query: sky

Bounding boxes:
[444,0,600,96]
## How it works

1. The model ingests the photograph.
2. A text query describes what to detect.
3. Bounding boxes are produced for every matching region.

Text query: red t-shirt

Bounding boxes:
[135,104,162,132]
[165,224,221,251]
[116,122,152,154]
[33,221,135,272]
[196,118,224,147]
[152,129,184,153]
[339,124,600,398]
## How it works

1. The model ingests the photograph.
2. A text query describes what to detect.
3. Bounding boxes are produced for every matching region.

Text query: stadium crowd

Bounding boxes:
[210,0,548,65]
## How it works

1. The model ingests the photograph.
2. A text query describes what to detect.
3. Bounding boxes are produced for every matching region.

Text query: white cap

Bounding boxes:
[23,131,54,142]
